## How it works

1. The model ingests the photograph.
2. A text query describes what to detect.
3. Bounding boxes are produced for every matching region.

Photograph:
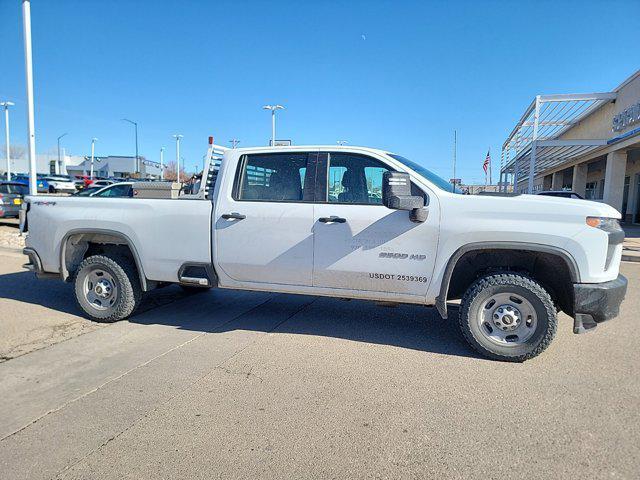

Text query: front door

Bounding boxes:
[312,152,439,298]
[215,151,316,286]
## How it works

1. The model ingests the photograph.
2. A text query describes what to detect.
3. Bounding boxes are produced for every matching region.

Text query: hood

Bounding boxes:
[512,194,620,219]
[450,192,621,224]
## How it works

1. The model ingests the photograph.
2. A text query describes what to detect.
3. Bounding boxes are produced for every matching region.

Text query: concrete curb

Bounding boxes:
[622,253,640,263]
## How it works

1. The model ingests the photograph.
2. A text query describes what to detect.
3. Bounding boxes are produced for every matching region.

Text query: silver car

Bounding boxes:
[0,182,28,218]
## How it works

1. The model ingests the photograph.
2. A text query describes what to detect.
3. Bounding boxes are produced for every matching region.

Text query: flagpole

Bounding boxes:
[452,130,457,193]
[489,148,492,185]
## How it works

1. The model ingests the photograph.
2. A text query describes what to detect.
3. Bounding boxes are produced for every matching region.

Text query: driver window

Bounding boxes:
[327,153,388,205]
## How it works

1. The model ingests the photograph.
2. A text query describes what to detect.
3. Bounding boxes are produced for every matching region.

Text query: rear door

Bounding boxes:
[312,152,440,298]
[214,151,317,286]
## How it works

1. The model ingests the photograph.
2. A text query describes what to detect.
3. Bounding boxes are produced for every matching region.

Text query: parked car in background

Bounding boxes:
[74,175,94,190]
[13,174,49,193]
[73,182,133,198]
[0,181,28,218]
[73,186,102,197]
[536,190,584,199]
[44,175,77,194]
[91,179,116,188]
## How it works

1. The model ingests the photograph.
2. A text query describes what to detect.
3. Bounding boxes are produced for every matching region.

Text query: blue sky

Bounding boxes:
[0,0,638,183]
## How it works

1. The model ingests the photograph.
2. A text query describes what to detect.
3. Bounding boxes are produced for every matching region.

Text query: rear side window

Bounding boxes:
[236,153,313,202]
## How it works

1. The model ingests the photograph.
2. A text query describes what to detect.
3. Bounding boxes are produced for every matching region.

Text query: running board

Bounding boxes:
[177,262,217,287]
[179,276,210,286]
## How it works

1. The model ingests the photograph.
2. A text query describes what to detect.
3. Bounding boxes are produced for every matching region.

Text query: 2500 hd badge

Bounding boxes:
[378,252,426,260]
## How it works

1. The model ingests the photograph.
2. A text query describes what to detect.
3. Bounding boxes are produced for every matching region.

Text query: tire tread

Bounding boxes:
[458,273,557,362]
[74,254,142,323]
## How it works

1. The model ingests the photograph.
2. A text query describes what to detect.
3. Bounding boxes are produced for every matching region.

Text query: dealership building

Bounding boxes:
[500,69,640,223]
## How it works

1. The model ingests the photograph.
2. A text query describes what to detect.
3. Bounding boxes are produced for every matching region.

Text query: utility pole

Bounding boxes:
[262,105,284,146]
[229,139,240,149]
[57,132,68,175]
[1,102,14,179]
[173,134,183,183]
[90,138,98,179]
[159,146,165,181]
[22,0,37,195]
[122,119,139,173]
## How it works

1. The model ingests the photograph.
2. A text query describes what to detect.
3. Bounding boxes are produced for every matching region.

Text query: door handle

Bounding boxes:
[222,212,246,220]
[319,216,346,223]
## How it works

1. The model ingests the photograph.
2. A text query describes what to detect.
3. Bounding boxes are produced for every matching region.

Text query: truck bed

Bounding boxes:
[26,196,213,282]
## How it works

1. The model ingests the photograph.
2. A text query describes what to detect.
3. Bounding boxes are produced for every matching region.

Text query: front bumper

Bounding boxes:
[573,274,627,333]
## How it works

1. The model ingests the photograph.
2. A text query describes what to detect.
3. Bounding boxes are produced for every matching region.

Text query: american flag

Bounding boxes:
[483,150,491,173]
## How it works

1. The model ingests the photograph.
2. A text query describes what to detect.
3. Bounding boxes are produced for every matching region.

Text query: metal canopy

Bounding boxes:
[500,92,616,192]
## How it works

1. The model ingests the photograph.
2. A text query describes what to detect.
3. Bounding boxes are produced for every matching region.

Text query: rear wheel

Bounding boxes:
[458,273,557,362]
[74,254,142,322]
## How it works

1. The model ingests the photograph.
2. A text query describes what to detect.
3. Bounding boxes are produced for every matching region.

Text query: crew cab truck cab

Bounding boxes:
[22,145,627,361]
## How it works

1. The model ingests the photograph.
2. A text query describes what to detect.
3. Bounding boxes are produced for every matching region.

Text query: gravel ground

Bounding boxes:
[0,224,25,250]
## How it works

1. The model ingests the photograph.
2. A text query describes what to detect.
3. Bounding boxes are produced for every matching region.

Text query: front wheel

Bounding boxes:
[458,273,557,362]
[74,254,143,322]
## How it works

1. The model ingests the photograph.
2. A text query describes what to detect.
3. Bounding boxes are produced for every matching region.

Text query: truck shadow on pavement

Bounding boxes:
[0,271,192,317]
[1,271,478,359]
[132,289,480,360]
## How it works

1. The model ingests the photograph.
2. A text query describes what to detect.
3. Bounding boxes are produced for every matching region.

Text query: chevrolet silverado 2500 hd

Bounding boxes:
[21,144,627,361]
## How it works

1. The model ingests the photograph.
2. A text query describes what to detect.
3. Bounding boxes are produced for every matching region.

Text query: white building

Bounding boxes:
[500,69,640,223]
[1,152,160,178]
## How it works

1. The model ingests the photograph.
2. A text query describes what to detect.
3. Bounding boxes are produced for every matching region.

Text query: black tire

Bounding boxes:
[48,186,55,193]
[74,254,143,322]
[458,273,557,362]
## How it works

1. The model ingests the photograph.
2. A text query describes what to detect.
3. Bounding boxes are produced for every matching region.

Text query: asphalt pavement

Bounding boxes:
[0,252,638,479]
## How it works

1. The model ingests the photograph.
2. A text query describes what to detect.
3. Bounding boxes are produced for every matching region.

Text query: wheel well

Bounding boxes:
[445,249,575,315]
[62,232,147,290]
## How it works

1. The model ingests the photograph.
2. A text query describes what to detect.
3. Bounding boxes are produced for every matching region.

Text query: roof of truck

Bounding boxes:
[230,145,392,155]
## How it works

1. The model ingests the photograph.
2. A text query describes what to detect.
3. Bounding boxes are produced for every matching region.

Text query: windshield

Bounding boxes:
[389,154,461,193]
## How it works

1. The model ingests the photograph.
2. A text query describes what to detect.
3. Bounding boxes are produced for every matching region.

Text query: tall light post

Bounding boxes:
[173,134,183,183]
[122,118,139,174]
[262,105,284,146]
[159,146,165,181]
[22,0,37,195]
[229,139,240,149]
[1,101,14,179]
[90,137,98,179]
[57,132,68,175]
[336,140,348,146]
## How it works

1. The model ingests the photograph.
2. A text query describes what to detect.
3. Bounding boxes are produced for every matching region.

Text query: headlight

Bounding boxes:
[586,217,621,231]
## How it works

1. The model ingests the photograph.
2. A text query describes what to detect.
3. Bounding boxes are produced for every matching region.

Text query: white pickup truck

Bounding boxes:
[21,144,627,361]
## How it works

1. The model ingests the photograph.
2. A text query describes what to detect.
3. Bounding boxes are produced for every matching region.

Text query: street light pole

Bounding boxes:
[1,102,14,179]
[159,146,165,181]
[90,137,98,179]
[22,0,38,195]
[336,140,348,146]
[122,119,139,174]
[262,105,284,146]
[173,134,183,183]
[57,132,68,175]
[229,139,240,149]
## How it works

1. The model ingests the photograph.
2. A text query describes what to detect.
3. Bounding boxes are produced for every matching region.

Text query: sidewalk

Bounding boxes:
[623,224,640,263]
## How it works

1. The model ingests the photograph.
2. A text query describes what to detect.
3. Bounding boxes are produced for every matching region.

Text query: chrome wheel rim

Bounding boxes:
[477,292,537,346]
[83,268,118,311]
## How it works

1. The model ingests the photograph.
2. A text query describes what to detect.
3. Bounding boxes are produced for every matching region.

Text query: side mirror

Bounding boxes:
[382,171,427,222]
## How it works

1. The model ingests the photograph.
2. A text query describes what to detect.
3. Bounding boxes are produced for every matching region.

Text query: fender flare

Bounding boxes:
[435,241,580,319]
[59,228,149,291]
